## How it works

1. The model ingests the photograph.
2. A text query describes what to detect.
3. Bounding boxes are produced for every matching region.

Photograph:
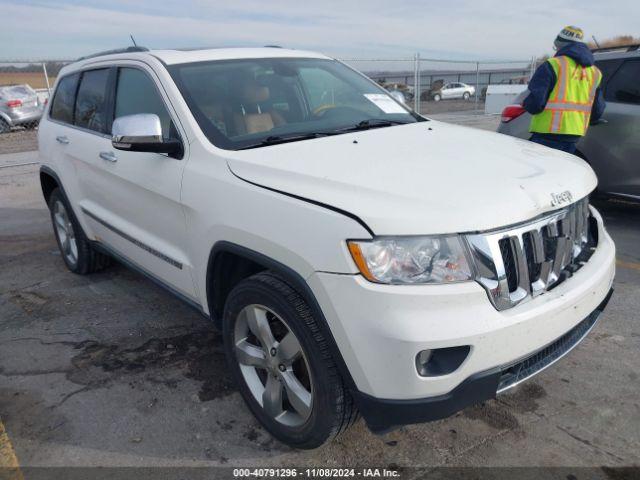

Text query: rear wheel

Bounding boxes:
[48,188,111,274]
[223,272,357,449]
[0,118,10,134]
[433,93,441,102]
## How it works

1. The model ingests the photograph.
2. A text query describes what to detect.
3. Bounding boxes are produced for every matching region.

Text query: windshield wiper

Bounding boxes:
[331,119,411,133]
[237,132,335,150]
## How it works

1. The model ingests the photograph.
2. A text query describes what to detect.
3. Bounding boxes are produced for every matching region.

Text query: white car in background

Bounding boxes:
[431,82,475,101]
[38,46,615,449]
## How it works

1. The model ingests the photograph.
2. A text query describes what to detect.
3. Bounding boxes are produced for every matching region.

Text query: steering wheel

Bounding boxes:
[312,103,337,116]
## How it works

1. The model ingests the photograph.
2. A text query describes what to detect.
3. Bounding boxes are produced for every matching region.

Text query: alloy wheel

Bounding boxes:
[233,304,313,427]
[53,200,78,266]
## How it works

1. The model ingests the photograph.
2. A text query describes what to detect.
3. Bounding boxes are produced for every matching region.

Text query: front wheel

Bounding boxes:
[463,92,471,100]
[223,272,358,449]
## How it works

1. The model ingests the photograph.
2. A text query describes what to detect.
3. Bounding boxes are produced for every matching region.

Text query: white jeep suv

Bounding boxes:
[38,46,615,449]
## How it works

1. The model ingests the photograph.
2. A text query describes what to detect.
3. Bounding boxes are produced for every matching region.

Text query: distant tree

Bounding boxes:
[588,35,640,49]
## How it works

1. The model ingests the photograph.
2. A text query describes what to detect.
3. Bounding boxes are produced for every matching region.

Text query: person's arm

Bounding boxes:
[590,86,606,123]
[522,62,556,114]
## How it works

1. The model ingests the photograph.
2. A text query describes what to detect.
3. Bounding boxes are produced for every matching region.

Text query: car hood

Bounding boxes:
[226,121,597,235]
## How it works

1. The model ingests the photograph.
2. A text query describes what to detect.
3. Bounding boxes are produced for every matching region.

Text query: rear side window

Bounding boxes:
[50,73,79,124]
[74,69,111,133]
[114,68,174,138]
[604,60,640,105]
[594,58,623,88]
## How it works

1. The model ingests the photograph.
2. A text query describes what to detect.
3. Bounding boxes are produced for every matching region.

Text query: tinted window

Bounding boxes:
[74,69,110,133]
[595,58,623,89]
[605,60,640,104]
[115,68,174,138]
[50,73,79,124]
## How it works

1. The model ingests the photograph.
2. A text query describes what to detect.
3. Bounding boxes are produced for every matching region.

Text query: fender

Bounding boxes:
[206,241,360,393]
[39,165,79,221]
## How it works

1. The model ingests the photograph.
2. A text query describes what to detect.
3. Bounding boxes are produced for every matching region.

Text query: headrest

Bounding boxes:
[241,82,270,104]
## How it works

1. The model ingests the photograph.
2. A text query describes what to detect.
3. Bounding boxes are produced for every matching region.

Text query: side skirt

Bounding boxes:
[91,240,212,322]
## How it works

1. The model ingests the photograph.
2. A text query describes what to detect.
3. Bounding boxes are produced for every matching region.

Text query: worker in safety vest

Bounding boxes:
[524,26,606,154]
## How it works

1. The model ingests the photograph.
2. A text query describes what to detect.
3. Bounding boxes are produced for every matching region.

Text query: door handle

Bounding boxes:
[56,136,69,145]
[99,151,117,163]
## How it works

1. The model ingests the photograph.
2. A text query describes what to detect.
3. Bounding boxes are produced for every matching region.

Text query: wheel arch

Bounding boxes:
[0,111,12,125]
[40,166,61,205]
[205,241,359,391]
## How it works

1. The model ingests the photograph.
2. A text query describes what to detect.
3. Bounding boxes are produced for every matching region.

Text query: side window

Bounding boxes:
[50,73,80,124]
[74,69,111,133]
[604,60,640,105]
[115,68,174,138]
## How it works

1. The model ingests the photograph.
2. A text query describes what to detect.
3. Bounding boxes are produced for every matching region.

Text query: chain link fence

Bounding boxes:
[0,60,71,153]
[341,55,535,116]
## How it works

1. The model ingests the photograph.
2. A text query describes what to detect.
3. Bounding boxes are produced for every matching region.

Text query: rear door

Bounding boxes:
[580,58,640,198]
[72,63,196,299]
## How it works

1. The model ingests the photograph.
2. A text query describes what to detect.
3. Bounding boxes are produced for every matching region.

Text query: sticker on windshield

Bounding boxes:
[363,94,407,114]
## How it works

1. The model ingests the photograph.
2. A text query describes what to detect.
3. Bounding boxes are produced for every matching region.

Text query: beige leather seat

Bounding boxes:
[234,81,286,135]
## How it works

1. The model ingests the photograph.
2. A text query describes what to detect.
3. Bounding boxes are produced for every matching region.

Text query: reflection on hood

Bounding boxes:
[556,42,595,67]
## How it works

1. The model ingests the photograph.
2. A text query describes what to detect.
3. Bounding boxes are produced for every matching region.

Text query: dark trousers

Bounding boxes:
[529,133,579,154]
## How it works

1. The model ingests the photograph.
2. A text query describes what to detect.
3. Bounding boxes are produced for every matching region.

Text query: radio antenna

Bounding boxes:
[130,35,138,47]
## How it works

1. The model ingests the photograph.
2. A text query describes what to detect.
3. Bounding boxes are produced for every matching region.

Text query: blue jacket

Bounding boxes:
[523,42,606,140]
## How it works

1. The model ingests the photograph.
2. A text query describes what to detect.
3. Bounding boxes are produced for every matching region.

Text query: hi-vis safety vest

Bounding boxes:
[530,56,602,136]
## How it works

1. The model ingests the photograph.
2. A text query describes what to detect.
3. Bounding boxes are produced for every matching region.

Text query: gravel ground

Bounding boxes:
[0,128,39,154]
[1,118,639,475]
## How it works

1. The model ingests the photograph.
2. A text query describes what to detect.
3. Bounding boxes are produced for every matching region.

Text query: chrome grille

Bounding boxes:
[467,198,596,311]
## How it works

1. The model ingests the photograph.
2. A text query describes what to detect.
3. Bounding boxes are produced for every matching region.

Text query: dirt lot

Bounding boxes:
[0,129,38,155]
[1,120,639,476]
[0,72,55,89]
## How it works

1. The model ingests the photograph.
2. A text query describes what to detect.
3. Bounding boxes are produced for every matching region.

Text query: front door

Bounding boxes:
[74,64,196,299]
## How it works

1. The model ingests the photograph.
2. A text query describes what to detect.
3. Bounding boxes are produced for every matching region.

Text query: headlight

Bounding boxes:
[347,236,473,284]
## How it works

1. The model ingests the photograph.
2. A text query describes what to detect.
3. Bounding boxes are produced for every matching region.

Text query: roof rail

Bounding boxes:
[77,46,149,61]
[591,44,640,54]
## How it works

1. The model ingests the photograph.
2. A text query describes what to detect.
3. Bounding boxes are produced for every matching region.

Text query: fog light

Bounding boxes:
[416,346,471,377]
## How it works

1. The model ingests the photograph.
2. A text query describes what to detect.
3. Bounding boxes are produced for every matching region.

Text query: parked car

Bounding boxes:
[39,46,615,449]
[429,82,476,101]
[498,45,640,201]
[0,84,43,133]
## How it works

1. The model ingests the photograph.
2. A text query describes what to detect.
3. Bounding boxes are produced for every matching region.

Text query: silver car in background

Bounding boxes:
[498,45,640,201]
[0,84,43,134]
[432,82,475,101]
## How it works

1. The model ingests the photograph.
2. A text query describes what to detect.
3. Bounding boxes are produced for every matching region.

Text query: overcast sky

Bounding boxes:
[2,0,638,63]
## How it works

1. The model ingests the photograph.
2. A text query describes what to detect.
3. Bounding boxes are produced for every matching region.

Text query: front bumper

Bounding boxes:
[307,211,615,432]
[354,290,612,432]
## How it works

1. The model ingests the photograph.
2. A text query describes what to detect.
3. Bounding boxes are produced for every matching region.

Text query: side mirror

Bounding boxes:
[112,114,182,157]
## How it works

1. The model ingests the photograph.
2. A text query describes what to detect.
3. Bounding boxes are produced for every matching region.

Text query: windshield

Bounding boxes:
[168,57,423,150]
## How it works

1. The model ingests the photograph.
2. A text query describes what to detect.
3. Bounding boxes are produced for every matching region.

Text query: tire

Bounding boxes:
[223,272,358,449]
[433,93,441,102]
[0,118,10,134]
[48,188,111,274]
[463,92,471,100]
[24,120,39,130]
